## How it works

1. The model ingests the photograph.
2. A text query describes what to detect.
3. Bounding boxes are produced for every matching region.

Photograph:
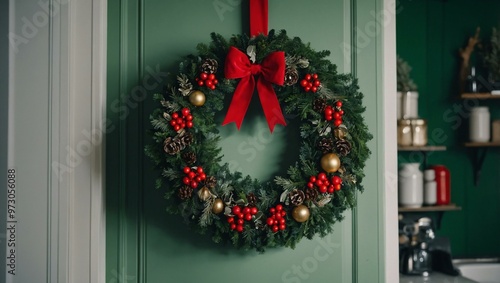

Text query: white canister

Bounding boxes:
[398,163,424,208]
[397,91,419,119]
[423,169,437,206]
[470,107,490,142]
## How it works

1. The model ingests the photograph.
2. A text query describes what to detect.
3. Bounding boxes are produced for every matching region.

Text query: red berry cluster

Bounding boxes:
[324,101,344,127]
[169,108,194,131]
[300,73,321,93]
[228,205,259,233]
[195,72,219,90]
[306,173,342,194]
[266,204,287,233]
[182,166,206,189]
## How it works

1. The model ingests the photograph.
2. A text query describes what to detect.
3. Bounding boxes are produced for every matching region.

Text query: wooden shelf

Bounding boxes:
[398,204,461,228]
[398,204,461,212]
[464,142,500,147]
[398,145,447,151]
[398,145,447,167]
[461,93,500,99]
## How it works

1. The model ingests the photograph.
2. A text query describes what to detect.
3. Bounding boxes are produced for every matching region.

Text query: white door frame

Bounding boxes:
[66,0,108,282]
[61,0,107,282]
[381,0,399,282]
[7,0,106,282]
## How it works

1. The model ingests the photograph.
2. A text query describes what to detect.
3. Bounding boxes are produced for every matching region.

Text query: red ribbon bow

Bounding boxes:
[223,46,286,132]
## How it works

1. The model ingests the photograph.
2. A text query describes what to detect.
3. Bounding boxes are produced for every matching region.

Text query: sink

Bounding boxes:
[454,258,500,283]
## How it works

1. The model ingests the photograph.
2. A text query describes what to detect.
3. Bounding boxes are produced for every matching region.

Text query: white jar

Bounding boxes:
[398,163,423,208]
[423,169,437,206]
[470,107,490,142]
[397,91,419,119]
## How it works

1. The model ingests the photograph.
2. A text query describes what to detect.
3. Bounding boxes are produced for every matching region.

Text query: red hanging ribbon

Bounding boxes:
[223,47,286,132]
[250,0,268,36]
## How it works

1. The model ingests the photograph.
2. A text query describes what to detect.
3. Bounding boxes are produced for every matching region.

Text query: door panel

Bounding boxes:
[106,1,385,282]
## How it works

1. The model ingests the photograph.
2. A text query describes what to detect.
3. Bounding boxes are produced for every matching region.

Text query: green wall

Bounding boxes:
[397,0,500,258]
[106,0,390,282]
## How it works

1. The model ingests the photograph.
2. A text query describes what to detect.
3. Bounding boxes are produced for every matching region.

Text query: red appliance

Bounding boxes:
[432,165,450,205]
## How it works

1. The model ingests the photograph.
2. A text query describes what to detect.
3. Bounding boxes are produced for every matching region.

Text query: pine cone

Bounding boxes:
[164,137,181,155]
[247,193,258,206]
[164,132,193,155]
[305,189,319,201]
[284,68,299,86]
[335,139,352,156]
[204,176,217,189]
[182,151,197,165]
[177,74,193,96]
[200,58,218,74]
[318,137,334,154]
[313,98,327,113]
[178,186,193,200]
[179,132,194,147]
[289,189,305,206]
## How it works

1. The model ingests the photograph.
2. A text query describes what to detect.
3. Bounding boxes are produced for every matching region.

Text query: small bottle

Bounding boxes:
[424,169,437,206]
[433,165,451,205]
[467,66,478,93]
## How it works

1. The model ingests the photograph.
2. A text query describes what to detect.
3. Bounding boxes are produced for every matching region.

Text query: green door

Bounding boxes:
[106,1,389,282]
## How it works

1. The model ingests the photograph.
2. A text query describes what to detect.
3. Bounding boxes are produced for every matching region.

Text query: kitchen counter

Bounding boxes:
[400,272,478,283]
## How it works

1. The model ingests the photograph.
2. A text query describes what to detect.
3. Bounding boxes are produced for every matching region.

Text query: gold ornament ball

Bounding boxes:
[197,186,211,201]
[212,198,224,214]
[320,153,341,173]
[334,125,348,139]
[189,90,206,106]
[292,205,310,223]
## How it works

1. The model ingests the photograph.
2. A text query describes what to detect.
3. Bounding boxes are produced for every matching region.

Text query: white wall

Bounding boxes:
[4,0,106,282]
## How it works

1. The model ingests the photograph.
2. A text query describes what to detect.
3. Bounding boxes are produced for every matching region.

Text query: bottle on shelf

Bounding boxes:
[469,107,490,142]
[466,66,478,93]
[423,169,437,206]
[399,163,424,208]
[432,165,450,205]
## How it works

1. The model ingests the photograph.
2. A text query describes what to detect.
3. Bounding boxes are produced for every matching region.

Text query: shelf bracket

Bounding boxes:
[435,212,445,229]
[470,147,488,187]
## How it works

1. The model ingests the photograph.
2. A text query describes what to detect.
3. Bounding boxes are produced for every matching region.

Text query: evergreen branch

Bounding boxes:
[199,198,215,227]
[144,30,372,252]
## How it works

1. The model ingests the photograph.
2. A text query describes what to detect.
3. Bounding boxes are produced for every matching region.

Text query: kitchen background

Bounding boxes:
[397,0,500,258]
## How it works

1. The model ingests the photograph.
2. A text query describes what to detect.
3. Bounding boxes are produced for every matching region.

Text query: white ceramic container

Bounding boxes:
[398,163,423,208]
[423,169,437,206]
[469,107,490,142]
[397,91,419,119]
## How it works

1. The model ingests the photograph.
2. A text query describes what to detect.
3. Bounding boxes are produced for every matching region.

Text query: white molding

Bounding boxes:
[382,0,399,282]
[64,0,107,282]
[90,0,107,282]
[50,0,69,282]
[6,0,107,281]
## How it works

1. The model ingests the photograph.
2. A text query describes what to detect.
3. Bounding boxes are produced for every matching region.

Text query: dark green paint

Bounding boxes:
[397,0,500,258]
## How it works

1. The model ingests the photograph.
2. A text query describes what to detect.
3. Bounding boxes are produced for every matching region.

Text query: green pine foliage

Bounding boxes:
[145,30,372,252]
[397,55,418,92]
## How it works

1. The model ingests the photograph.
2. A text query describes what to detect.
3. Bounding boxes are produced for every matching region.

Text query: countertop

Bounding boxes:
[400,272,477,283]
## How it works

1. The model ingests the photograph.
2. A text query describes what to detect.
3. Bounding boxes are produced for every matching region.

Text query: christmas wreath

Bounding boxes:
[145,30,372,252]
